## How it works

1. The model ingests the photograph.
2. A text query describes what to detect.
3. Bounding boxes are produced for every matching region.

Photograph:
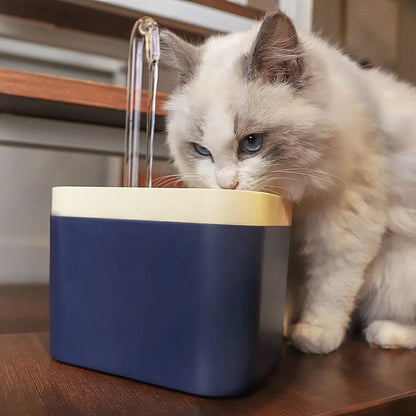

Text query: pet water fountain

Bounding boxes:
[49,17,292,397]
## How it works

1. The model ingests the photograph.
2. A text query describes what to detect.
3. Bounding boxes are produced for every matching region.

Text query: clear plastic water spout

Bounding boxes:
[123,17,160,187]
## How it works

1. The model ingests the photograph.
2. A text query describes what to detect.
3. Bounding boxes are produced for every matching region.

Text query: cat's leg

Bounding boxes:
[360,232,416,349]
[290,195,386,354]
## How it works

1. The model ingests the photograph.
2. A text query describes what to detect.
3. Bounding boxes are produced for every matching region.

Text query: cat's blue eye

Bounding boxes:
[193,142,211,157]
[239,133,264,153]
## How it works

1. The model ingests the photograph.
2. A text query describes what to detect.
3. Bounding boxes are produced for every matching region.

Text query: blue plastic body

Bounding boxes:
[50,216,290,397]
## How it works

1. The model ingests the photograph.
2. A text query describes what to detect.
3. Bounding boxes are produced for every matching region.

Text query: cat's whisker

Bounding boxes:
[153,175,182,187]
[152,178,174,187]
[153,173,201,188]
[260,185,291,198]
[262,175,308,185]
[266,169,344,188]
[262,184,291,193]
[258,179,292,192]
[272,168,345,183]
[154,179,176,187]
[269,167,340,176]
[152,174,182,183]
[267,169,331,179]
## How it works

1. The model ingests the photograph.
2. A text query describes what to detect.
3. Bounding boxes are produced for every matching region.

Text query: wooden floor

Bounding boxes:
[1,284,415,416]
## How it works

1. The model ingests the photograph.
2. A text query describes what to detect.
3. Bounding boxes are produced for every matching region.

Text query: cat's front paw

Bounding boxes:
[364,320,416,349]
[290,322,344,354]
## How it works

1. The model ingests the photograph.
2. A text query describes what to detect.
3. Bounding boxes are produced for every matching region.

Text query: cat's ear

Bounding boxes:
[247,10,304,87]
[160,30,200,84]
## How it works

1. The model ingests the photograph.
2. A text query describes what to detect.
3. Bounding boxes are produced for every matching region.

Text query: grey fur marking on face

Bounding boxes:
[160,30,202,85]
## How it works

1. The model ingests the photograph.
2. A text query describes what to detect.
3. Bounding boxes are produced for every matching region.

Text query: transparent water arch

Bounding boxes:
[123,17,160,188]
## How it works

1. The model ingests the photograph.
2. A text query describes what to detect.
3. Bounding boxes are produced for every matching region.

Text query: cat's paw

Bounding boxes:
[290,322,344,354]
[364,320,416,349]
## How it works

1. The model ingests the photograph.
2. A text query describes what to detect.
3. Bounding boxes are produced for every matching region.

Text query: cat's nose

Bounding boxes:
[216,167,238,190]
[220,182,239,190]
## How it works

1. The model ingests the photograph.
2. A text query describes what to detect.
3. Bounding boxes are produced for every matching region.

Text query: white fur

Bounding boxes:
[365,321,416,349]
[165,19,416,353]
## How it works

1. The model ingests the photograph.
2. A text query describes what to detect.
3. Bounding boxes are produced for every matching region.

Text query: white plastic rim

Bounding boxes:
[51,187,292,227]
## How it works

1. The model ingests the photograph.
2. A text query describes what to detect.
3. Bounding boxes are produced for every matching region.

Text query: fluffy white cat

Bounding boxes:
[160,10,416,353]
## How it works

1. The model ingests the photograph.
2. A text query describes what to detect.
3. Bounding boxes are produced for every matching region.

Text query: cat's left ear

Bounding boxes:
[160,30,201,85]
[247,10,304,87]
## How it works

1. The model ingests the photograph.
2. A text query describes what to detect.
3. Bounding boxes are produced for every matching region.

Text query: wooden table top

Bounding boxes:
[1,285,415,416]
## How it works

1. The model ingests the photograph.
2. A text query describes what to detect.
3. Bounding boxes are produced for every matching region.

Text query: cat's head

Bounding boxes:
[161,10,338,201]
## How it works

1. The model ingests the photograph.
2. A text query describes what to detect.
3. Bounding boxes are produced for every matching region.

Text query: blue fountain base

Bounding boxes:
[50,216,290,397]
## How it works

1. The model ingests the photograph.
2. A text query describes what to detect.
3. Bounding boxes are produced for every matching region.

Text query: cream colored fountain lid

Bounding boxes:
[52,187,292,226]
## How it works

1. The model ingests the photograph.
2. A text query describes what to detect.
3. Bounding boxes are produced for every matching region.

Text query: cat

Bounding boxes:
[160,9,416,354]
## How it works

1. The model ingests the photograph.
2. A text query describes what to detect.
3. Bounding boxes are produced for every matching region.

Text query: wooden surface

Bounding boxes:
[1,332,415,416]
[0,68,167,129]
[1,285,415,416]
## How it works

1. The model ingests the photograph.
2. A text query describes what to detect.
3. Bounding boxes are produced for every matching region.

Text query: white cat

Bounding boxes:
[160,10,416,353]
